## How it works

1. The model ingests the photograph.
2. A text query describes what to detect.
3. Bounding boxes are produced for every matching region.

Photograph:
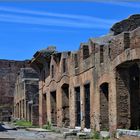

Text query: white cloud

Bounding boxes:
[0,6,117,29]
[95,1,140,8]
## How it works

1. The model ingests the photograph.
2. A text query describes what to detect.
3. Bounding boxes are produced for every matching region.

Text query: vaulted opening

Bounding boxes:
[50,91,57,126]
[61,84,70,127]
[117,60,140,130]
[100,82,109,131]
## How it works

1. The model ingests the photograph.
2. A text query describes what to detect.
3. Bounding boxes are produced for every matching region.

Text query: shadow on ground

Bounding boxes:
[0,123,17,132]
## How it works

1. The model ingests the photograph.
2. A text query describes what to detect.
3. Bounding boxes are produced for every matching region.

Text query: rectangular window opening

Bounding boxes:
[83,45,89,59]
[63,58,66,73]
[100,45,104,63]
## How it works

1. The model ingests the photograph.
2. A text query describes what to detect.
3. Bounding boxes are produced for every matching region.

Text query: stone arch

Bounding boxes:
[116,59,140,130]
[112,48,140,70]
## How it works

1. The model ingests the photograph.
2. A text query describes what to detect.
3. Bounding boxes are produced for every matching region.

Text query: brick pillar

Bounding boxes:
[16,105,18,118]
[81,85,85,129]
[90,80,94,129]
[23,100,25,119]
[21,100,23,119]
[69,86,75,128]
[47,92,51,125]
[39,92,47,127]
[27,102,30,121]
[56,86,62,127]
[19,101,21,119]
[109,70,117,132]
[24,100,26,120]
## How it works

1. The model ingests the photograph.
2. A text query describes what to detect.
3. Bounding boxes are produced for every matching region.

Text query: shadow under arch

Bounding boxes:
[116,59,140,130]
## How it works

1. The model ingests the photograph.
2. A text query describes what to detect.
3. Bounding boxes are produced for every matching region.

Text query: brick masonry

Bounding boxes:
[13,68,39,126]
[0,60,29,121]
[28,14,140,132]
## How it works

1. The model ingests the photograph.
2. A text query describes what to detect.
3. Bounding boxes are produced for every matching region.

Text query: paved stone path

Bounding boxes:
[0,123,64,140]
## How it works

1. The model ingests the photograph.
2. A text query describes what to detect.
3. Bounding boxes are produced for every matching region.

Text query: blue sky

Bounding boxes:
[0,1,140,60]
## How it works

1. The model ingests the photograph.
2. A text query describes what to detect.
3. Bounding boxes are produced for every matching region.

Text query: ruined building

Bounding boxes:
[30,15,140,132]
[14,68,39,125]
[0,60,29,121]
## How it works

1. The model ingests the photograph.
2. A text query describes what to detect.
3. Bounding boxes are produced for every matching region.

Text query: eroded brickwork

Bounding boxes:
[14,68,39,125]
[0,60,29,121]
[30,15,140,132]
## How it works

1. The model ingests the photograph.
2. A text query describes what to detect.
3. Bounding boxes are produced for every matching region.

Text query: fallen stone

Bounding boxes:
[100,131,110,139]
[117,129,140,138]
[83,128,91,133]
[63,132,75,139]
[77,132,87,137]
[77,132,91,139]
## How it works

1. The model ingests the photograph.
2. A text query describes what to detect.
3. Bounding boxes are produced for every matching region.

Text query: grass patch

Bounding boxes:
[15,120,32,127]
[43,121,52,130]
[42,121,61,133]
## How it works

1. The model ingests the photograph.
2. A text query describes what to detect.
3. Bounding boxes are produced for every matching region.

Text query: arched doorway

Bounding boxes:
[61,84,70,127]
[100,83,109,131]
[50,91,57,126]
[116,60,140,130]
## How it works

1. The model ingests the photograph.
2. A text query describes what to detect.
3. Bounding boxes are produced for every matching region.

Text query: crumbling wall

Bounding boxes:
[116,67,130,129]
[0,59,29,121]
[111,14,140,35]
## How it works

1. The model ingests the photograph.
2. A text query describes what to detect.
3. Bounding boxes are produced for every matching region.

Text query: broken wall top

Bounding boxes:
[110,14,140,35]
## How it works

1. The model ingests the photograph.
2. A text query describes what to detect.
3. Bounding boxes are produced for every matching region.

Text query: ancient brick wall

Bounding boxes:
[0,59,29,121]
[30,15,140,132]
[14,68,39,125]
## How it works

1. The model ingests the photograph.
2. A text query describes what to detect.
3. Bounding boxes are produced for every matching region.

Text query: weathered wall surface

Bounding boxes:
[0,59,29,121]
[30,15,140,133]
[14,68,39,125]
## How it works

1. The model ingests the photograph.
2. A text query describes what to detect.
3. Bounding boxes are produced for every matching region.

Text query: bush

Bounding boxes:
[92,131,100,139]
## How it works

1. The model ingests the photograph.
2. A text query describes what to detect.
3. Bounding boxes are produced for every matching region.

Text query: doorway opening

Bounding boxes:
[50,91,57,126]
[62,84,70,127]
[75,87,81,126]
[100,83,109,130]
[84,83,90,128]
[117,61,140,130]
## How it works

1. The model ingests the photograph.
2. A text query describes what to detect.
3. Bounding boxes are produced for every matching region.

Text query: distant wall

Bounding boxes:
[0,59,29,121]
